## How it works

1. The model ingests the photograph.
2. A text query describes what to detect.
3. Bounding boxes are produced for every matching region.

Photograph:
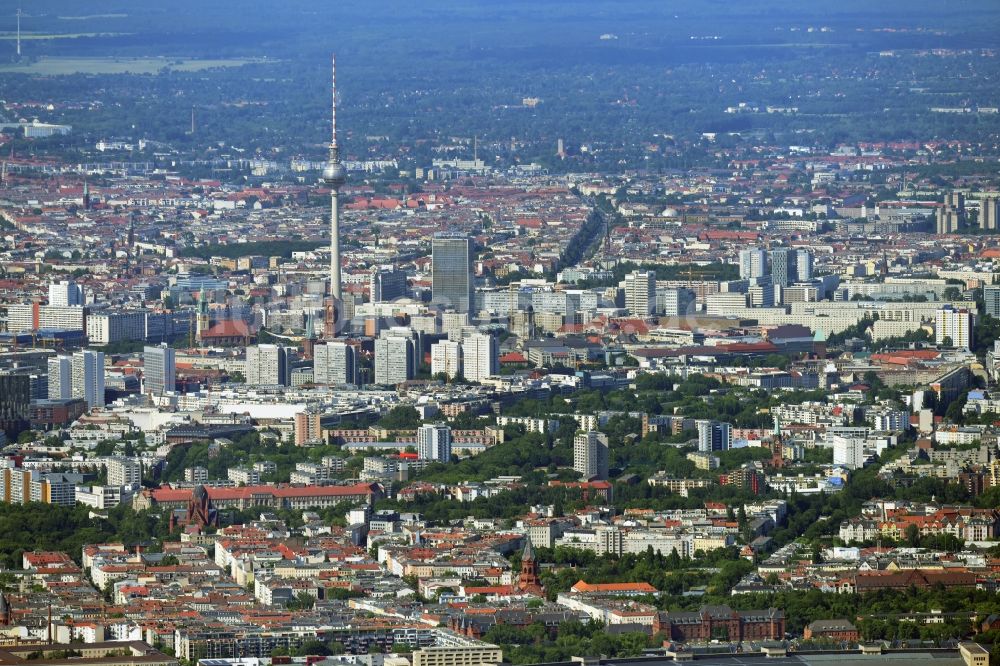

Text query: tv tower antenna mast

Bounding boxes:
[322,54,347,337]
[16,6,22,58]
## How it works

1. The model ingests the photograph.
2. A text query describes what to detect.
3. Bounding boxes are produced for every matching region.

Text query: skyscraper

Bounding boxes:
[768,248,812,287]
[574,431,609,480]
[417,423,451,463]
[432,234,473,313]
[739,248,768,280]
[624,270,656,316]
[72,350,105,410]
[696,420,732,452]
[246,344,289,386]
[769,249,793,288]
[461,333,498,383]
[314,341,358,385]
[369,265,408,303]
[323,54,348,333]
[143,343,176,396]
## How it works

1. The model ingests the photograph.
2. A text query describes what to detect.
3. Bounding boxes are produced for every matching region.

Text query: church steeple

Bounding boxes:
[517,536,544,595]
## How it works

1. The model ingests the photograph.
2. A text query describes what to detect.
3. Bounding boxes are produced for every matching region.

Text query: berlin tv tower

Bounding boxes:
[322,54,347,336]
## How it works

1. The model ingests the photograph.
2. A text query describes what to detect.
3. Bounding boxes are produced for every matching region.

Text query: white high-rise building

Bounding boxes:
[417,423,451,463]
[624,270,656,316]
[460,333,498,383]
[49,280,83,307]
[738,249,768,279]
[832,435,866,470]
[314,341,358,385]
[246,344,289,386]
[107,458,141,488]
[696,420,732,452]
[935,306,974,350]
[374,335,415,385]
[47,356,73,400]
[143,343,176,396]
[795,249,814,282]
[431,340,462,380]
[574,431,609,480]
[71,350,105,409]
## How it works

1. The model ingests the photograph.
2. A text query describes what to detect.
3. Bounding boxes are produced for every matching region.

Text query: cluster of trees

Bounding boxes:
[0,502,171,569]
[162,430,351,483]
[485,619,651,665]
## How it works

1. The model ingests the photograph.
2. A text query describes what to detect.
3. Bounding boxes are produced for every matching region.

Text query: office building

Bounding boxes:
[795,249,813,282]
[71,350,105,409]
[431,340,462,380]
[936,306,974,350]
[432,234,473,313]
[417,423,452,463]
[314,341,358,385]
[739,248,768,279]
[47,356,73,400]
[696,420,732,452]
[768,247,812,288]
[143,343,176,395]
[461,333,498,383]
[369,265,408,302]
[624,270,656,316]
[574,431,609,481]
[747,283,776,307]
[246,344,289,386]
[374,335,415,385]
[107,458,142,488]
[49,280,83,307]
[0,373,31,438]
[985,285,1000,318]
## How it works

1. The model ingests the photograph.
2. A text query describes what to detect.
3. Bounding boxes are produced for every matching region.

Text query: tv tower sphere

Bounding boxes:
[323,161,347,187]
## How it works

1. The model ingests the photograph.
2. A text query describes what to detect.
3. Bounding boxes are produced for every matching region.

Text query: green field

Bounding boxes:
[0,56,267,75]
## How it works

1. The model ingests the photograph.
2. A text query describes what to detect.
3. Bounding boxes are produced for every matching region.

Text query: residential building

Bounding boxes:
[72,350,105,409]
[246,344,289,386]
[936,305,974,350]
[106,458,141,488]
[314,341,358,385]
[739,248,768,279]
[431,340,463,380]
[696,420,732,452]
[417,423,452,463]
[624,270,656,315]
[374,335,416,385]
[574,431,609,480]
[461,333,498,383]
